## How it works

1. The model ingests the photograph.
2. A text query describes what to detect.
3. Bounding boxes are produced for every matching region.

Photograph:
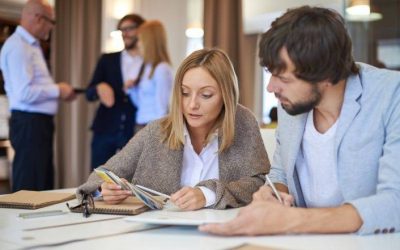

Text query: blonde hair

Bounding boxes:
[138,20,171,78]
[161,48,239,152]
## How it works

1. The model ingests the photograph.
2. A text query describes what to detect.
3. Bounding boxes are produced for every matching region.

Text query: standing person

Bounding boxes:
[0,0,75,191]
[125,20,173,133]
[200,6,400,235]
[86,14,145,170]
[78,48,268,210]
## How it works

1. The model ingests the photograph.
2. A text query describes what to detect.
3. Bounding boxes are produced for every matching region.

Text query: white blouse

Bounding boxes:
[181,126,219,207]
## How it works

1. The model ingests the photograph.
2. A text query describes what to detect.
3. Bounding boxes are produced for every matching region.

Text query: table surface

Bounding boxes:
[1,189,399,250]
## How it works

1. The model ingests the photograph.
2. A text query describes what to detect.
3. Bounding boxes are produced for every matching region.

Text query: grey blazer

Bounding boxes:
[269,63,400,235]
[78,104,269,209]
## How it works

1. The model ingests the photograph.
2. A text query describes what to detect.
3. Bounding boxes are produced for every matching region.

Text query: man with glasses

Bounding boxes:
[0,0,75,191]
[86,14,145,170]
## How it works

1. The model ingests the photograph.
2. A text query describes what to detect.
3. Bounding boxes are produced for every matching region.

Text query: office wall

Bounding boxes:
[134,0,188,71]
[242,0,343,34]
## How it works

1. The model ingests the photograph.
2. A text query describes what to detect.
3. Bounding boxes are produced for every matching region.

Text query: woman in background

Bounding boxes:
[78,48,269,211]
[125,20,173,133]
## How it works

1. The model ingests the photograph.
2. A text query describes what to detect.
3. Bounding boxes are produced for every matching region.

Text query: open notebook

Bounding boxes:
[0,190,75,209]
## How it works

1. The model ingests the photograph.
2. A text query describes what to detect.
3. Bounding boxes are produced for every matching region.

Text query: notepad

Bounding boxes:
[0,190,75,209]
[68,196,150,215]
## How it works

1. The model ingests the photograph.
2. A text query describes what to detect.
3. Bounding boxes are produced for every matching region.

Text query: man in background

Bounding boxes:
[0,0,75,191]
[86,14,145,170]
[200,6,400,235]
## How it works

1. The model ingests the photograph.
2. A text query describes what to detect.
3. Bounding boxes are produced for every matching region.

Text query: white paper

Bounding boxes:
[125,208,240,226]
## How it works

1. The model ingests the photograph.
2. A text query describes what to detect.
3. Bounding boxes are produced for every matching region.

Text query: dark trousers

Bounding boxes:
[10,111,54,192]
[91,130,133,170]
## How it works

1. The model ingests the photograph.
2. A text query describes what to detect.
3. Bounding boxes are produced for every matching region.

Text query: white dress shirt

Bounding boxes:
[120,50,143,84]
[0,26,59,115]
[127,62,173,124]
[181,126,219,207]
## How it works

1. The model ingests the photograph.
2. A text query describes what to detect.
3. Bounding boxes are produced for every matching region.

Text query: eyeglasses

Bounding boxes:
[37,14,56,25]
[118,25,138,33]
[66,193,94,218]
[81,193,94,217]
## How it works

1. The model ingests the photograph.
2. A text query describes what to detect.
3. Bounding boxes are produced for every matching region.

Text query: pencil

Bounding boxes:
[265,175,283,204]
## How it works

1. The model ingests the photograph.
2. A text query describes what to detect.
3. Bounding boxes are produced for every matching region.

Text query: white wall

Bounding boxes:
[133,0,188,71]
[242,0,344,34]
[101,0,188,71]
[101,0,135,53]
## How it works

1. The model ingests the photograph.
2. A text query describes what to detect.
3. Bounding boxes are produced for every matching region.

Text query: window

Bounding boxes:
[262,71,277,124]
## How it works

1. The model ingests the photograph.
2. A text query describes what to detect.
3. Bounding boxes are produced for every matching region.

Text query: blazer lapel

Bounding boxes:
[334,75,362,157]
[284,111,307,206]
[116,52,123,88]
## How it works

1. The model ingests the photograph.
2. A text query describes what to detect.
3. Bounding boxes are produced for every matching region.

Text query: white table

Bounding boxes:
[1,191,399,250]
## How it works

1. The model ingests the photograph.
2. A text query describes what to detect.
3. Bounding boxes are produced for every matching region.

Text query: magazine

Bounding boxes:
[94,166,170,210]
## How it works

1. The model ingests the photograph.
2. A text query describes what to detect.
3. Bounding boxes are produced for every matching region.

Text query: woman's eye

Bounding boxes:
[202,94,213,99]
[182,92,190,96]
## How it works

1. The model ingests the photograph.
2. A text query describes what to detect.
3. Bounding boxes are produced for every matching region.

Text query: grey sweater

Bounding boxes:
[77,104,269,209]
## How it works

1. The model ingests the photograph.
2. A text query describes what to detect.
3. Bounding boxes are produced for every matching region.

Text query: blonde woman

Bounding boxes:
[78,48,269,211]
[125,20,173,132]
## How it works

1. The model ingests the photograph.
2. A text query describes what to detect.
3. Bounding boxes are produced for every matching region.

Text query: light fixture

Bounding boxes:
[185,27,204,38]
[346,0,382,22]
[110,30,122,38]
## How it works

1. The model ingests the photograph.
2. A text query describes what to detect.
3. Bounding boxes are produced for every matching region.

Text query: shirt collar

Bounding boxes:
[121,49,141,60]
[16,26,38,46]
[183,123,219,142]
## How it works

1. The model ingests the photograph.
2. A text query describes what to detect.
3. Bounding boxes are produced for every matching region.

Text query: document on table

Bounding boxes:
[125,208,240,226]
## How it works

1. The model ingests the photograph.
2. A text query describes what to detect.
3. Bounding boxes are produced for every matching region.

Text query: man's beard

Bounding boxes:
[124,36,138,50]
[278,85,321,116]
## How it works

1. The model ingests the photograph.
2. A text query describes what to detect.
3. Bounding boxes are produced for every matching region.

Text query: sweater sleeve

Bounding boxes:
[76,124,150,199]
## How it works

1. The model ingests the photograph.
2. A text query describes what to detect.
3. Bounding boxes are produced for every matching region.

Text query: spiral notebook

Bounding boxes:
[0,190,75,209]
[68,196,150,215]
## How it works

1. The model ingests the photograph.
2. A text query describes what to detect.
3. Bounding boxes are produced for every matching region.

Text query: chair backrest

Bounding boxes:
[260,128,276,159]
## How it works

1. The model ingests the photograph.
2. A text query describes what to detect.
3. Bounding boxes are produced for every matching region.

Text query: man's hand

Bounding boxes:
[101,178,132,204]
[253,185,294,206]
[96,82,115,107]
[58,82,75,101]
[170,187,206,211]
[199,201,297,236]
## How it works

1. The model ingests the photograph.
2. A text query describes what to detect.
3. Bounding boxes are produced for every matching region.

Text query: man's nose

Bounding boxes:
[266,79,276,93]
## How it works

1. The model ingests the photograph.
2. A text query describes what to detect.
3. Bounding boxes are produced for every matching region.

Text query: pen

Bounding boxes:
[265,175,283,204]
[19,210,67,219]
[136,185,171,199]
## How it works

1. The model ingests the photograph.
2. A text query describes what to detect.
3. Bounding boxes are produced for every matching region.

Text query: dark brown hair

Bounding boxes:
[117,14,145,30]
[259,6,359,84]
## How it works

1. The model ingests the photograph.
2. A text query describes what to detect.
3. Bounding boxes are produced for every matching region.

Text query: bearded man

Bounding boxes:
[86,14,145,170]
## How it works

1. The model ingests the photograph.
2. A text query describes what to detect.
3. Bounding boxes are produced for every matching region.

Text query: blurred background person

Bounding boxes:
[125,20,173,133]
[86,14,145,170]
[0,0,75,191]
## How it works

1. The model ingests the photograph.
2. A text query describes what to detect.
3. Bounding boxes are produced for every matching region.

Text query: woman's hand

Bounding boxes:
[170,187,206,211]
[101,178,132,204]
